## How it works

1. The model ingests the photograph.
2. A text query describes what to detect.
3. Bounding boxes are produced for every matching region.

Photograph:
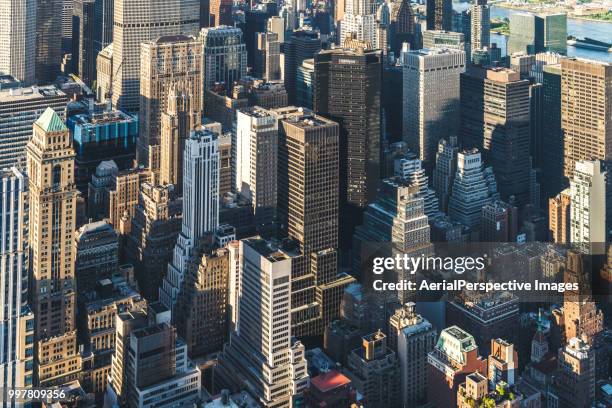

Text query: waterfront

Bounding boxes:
[454,2,612,62]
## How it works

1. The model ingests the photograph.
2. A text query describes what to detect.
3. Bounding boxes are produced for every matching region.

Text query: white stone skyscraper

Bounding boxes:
[160,128,219,311]
[394,153,440,218]
[341,0,378,47]
[0,0,36,84]
[403,48,466,165]
[470,0,490,53]
[112,0,200,111]
[0,168,35,400]
[570,160,606,255]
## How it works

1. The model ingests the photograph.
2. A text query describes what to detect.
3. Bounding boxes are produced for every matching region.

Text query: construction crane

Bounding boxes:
[104,55,125,112]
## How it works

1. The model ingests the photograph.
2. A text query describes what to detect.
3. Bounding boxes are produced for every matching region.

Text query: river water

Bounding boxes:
[454,2,612,62]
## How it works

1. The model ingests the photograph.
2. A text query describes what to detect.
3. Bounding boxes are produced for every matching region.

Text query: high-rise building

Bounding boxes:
[460,67,532,205]
[570,160,606,255]
[394,153,440,218]
[541,63,564,198]
[139,35,202,166]
[389,0,416,55]
[160,128,219,311]
[314,48,382,235]
[274,106,356,336]
[402,48,465,165]
[432,136,459,213]
[35,0,63,83]
[111,0,200,112]
[426,0,452,31]
[422,30,467,53]
[427,326,487,408]
[488,338,518,387]
[254,32,281,81]
[561,58,612,182]
[160,87,202,194]
[480,199,518,242]
[0,168,35,400]
[236,107,278,235]
[556,337,596,408]
[200,26,247,91]
[74,220,119,293]
[508,13,567,55]
[341,13,378,50]
[470,0,489,53]
[0,86,68,170]
[549,188,571,244]
[285,29,321,104]
[209,0,233,26]
[71,0,97,86]
[94,0,113,50]
[0,0,36,85]
[26,108,81,386]
[296,58,315,109]
[107,168,150,230]
[215,238,310,407]
[345,331,400,408]
[448,149,498,229]
[388,303,436,407]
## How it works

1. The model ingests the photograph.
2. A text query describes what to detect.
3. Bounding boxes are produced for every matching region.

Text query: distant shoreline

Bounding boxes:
[492,3,612,24]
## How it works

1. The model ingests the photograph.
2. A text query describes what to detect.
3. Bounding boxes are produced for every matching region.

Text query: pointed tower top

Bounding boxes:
[35,107,67,132]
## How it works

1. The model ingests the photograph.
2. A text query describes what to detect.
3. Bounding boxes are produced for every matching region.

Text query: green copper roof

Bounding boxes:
[35,107,67,132]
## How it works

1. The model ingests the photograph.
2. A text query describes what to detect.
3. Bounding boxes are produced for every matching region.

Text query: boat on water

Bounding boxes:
[567,37,612,52]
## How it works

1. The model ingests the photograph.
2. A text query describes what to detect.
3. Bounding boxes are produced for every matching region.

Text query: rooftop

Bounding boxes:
[35,107,68,132]
[310,370,351,393]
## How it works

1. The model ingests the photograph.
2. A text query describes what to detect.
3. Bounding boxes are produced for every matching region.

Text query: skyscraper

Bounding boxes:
[139,35,202,166]
[215,238,310,407]
[432,136,459,213]
[71,0,97,86]
[93,0,113,50]
[160,128,219,311]
[112,0,200,111]
[570,160,606,255]
[561,58,612,182]
[541,63,564,198]
[200,26,248,92]
[556,337,596,407]
[389,0,416,55]
[284,29,322,104]
[74,220,119,293]
[209,0,233,26]
[254,32,281,81]
[470,0,490,53]
[394,153,440,218]
[508,13,567,55]
[26,108,81,386]
[0,168,34,400]
[422,30,467,53]
[402,48,466,165]
[549,188,571,244]
[0,0,36,84]
[314,48,382,237]
[35,0,63,83]
[426,0,452,31]
[460,67,532,205]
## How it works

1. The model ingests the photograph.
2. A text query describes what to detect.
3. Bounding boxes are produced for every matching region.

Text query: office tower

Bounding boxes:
[433,136,459,213]
[139,35,202,166]
[446,291,520,357]
[556,337,595,408]
[160,87,202,194]
[285,29,321,104]
[35,0,63,83]
[549,188,571,244]
[87,160,118,219]
[426,0,451,31]
[508,13,567,55]
[0,168,35,401]
[216,238,310,407]
[107,168,150,230]
[125,182,182,300]
[394,154,440,218]
[452,9,472,43]
[200,26,247,92]
[448,149,498,229]
[402,48,465,165]
[460,68,531,205]
[570,160,606,255]
[267,16,285,43]
[296,58,315,109]
[61,0,74,54]
[111,0,200,112]
[422,30,467,53]
[388,303,436,407]
[96,44,113,102]
[160,128,219,311]
[488,338,518,387]
[235,107,278,235]
[218,131,232,196]
[389,0,415,55]
[480,199,518,242]
[243,2,277,67]
[561,59,612,182]
[0,86,68,170]
[427,326,487,408]
[345,331,400,408]
[66,110,137,195]
[94,0,113,50]
[541,64,563,199]
[71,0,96,86]
[470,0,489,53]
[74,220,119,293]
[254,32,281,81]
[341,14,378,50]
[174,247,229,356]
[314,48,382,234]
[106,304,201,407]
[26,108,81,386]
[209,0,232,26]
[274,106,356,336]
[0,0,36,84]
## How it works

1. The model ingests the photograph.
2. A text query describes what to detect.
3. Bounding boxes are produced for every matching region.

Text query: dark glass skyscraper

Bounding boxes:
[541,64,564,199]
[426,0,452,31]
[285,29,322,104]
